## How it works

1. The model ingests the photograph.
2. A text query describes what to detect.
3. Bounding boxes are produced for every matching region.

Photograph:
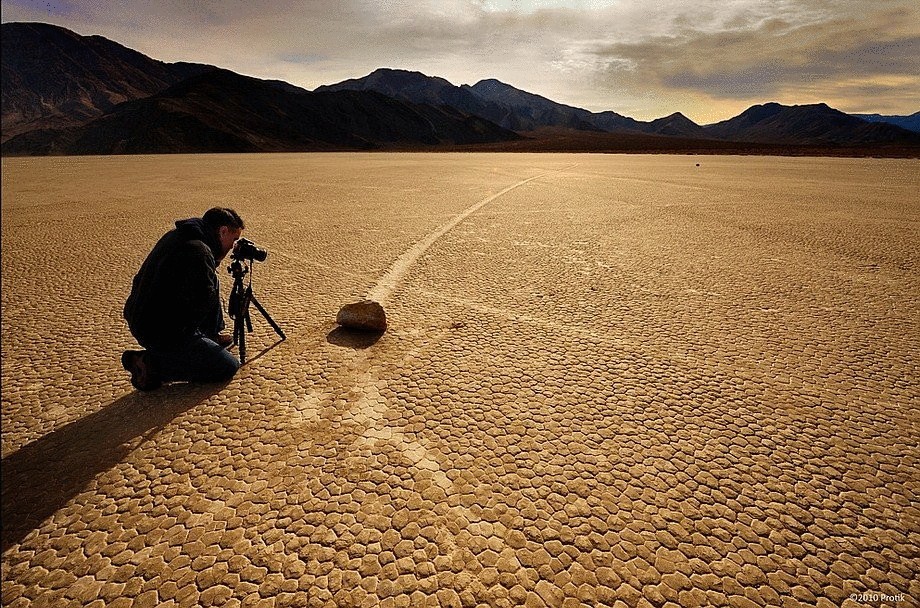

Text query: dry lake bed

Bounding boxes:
[2,153,918,607]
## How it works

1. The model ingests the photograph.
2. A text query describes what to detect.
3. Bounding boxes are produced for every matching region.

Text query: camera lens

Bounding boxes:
[233,238,267,262]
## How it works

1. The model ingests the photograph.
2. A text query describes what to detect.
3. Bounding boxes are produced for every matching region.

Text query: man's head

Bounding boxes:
[203,207,245,260]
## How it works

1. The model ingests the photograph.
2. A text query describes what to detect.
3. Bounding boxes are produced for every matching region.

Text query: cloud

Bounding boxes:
[573,3,920,116]
[2,0,917,121]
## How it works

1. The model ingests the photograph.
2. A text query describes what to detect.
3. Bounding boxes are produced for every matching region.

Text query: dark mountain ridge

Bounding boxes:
[2,68,521,155]
[3,21,918,155]
[1,21,213,140]
[464,78,604,131]
[317,69,518,131]
[320,69,918,147]
[1,24,520,153]
[706,102,920,145]
[326,70,643,134]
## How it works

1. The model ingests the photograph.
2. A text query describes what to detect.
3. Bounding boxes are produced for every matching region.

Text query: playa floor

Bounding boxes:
[2,154,918,607]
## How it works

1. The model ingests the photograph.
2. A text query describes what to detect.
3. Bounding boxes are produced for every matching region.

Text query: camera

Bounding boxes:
[232,238,267,262]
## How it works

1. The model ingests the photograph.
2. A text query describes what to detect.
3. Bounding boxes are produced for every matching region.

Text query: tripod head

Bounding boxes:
[228,258,249,281]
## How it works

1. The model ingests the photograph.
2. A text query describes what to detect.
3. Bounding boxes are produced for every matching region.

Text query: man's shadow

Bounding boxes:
[1,382,227,553]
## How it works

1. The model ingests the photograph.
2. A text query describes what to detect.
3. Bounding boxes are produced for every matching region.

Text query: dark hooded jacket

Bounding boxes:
[124,218,225,347]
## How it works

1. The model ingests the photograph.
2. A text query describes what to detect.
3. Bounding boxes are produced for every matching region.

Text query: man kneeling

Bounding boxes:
[122,207,245,391]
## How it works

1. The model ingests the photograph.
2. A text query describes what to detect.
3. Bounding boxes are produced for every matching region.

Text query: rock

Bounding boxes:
[336,300,387,332]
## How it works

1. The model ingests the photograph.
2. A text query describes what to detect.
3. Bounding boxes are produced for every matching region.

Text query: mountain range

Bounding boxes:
[319,69,919,146]
[3,22,919,155]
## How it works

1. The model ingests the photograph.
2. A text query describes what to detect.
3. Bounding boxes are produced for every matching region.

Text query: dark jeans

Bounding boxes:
[136,305,239,383]
[144,332,240,383]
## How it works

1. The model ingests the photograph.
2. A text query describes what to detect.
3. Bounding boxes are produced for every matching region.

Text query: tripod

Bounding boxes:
[227,258,286,363]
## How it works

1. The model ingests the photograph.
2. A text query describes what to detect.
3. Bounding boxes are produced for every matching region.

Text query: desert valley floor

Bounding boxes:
[2,153,918,607]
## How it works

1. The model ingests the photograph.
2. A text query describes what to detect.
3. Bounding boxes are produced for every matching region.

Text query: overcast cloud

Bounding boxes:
[2,0,917,122]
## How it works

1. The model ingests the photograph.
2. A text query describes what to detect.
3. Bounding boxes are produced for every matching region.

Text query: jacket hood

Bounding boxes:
[175,218,221,258]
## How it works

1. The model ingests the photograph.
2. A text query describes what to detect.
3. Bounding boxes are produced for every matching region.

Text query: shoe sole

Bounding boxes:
[121,350,161,391]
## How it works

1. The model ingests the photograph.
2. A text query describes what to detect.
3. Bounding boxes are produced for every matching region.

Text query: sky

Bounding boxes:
[2,0,918,123]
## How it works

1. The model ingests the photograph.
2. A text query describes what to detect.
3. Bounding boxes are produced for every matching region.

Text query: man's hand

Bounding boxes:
[214,333,234,349]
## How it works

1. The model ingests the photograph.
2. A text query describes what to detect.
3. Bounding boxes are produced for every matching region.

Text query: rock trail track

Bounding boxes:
[1,153,918,608]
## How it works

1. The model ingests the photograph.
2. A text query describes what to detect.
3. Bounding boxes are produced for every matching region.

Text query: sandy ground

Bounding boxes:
[2,153,918,607]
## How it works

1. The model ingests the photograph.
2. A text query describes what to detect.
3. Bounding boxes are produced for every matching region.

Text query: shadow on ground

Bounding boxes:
[1,382,228,553]
[233,338,287,366]
[326,326,384,349]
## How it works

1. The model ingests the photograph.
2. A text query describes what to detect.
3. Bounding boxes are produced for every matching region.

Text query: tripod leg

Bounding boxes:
[249,294,287,340]
[243,289,254,333]
[234,316,247,364]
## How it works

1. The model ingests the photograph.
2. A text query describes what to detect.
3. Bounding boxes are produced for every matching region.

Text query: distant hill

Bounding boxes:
[463,78,605,131]
[2,69,520,154]
[0,22,213,141]
[852,112,920,133]
[315,68,495,117]
[705,102,920,145]
[645,112,708,138]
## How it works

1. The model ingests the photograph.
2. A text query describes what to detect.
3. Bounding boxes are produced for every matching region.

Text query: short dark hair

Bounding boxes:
[203,207,245,231]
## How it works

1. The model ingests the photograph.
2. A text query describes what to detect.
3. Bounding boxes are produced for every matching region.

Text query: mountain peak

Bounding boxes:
[369,67,420,75]
[645,112,704,137]
[359,68,454,89]
[315,67,460,98]
[366,67,445,81]
[657,112,691,121]
[470,78,510,90]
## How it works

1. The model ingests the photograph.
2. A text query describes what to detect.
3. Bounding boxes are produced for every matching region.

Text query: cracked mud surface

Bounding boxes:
[2,154,918,607]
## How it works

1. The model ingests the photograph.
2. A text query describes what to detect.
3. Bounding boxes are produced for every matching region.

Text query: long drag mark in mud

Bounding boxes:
[367,167,575,305]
